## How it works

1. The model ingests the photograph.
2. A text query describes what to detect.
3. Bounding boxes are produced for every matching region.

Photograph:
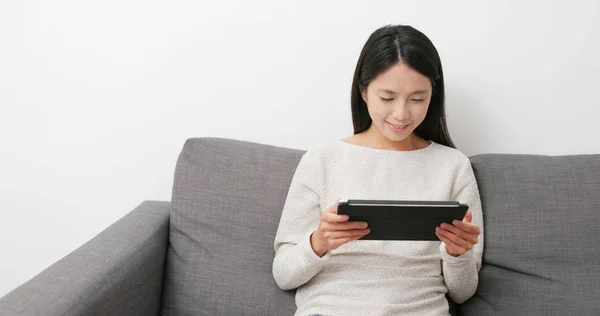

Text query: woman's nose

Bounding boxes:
[392,103,410,121]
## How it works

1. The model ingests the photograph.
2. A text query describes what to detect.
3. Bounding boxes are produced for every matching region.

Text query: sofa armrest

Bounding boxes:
[0,200,171,316]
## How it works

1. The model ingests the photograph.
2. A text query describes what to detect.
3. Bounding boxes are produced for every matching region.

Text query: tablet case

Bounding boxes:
[337,199,469,241]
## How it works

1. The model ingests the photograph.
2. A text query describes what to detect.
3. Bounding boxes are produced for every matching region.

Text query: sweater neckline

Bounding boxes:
[337,139,436,154]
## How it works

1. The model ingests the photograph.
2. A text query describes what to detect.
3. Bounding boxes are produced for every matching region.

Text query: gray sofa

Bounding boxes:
[1,137,599,316]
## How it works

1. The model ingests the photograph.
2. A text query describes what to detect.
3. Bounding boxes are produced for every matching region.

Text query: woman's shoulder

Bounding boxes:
[429,142,472,168]
[289,139,342,179]
[299,139,341,162]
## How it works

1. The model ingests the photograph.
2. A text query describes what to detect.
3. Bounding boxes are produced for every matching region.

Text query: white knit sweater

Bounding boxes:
[272,140,484,316]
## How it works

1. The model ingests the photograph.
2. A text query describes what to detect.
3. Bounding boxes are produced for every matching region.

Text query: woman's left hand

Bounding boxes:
[435,210,480,257]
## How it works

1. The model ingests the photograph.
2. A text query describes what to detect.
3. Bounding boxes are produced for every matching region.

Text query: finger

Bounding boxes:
[451,220,481,235]
[325,198,341,213]
[325,221,368,231]
[322,210,348,223]
[436,232,465,255]
[435,227,472,250]
[440,222,479,243]
[333,229,371,238]
[321,221,365,231]
[463,210,472,223]
[324,229,370,240]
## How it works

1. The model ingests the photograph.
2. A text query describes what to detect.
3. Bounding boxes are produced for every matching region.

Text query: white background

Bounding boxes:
[1,0,599,297]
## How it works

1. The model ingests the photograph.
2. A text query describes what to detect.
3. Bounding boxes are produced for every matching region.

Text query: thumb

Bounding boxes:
[463,210,472,223]
[327,198,341,213]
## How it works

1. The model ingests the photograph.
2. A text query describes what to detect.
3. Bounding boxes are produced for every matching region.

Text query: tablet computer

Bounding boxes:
[337,199,469,241]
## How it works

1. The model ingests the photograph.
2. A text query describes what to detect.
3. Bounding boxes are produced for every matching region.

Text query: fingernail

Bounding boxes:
[453,220,460,225]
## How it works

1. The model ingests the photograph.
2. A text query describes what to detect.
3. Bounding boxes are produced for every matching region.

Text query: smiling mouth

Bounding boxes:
[387,122,410,129]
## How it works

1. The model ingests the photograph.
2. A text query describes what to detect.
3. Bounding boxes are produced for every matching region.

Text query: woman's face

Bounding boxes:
[361,61,432,144]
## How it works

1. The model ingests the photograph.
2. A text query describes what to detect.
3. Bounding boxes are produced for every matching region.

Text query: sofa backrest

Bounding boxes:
[161,138,301,315]
[461,154,600,315]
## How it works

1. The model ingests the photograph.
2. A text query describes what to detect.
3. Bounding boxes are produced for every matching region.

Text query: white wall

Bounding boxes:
[1,0,599,297]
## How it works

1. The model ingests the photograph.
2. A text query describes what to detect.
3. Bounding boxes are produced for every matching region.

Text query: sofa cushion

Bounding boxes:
[162,138,302,315]
[460,154,600,315]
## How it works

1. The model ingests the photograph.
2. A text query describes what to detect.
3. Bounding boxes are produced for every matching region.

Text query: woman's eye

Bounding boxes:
[380,97,394,102]
[411,98,424,102]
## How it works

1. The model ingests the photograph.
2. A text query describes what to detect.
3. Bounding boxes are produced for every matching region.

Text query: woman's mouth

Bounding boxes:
[386,122,410,133]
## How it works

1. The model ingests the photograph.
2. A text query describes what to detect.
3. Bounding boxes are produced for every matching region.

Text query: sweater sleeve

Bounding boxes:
[440,159,485,303]
[272,152,330,290]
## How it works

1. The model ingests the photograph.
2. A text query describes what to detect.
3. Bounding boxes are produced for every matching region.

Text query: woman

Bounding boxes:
[272,24,484,316]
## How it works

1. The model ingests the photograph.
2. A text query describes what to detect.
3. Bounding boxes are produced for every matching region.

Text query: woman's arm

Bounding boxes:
[439,159,484,303]
[272,152,329,290]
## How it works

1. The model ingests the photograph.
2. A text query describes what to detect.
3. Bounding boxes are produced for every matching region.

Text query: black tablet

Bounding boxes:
[337,199,469,241]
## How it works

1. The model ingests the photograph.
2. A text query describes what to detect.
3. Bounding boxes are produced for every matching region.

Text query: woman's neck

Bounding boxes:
[347,126,429,151]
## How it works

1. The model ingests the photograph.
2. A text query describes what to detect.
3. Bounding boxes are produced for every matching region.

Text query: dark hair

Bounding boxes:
[350,24,455,148]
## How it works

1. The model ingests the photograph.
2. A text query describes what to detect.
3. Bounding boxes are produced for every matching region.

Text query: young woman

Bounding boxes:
[272,24,484,316]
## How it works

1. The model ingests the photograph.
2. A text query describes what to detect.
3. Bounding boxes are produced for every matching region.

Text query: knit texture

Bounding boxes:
[273,140,484,316]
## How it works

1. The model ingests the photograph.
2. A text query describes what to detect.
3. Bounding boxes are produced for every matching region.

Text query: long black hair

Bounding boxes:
[350,24,455,148]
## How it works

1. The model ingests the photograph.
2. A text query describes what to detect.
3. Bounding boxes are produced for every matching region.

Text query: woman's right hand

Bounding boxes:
[310,199,370,257]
